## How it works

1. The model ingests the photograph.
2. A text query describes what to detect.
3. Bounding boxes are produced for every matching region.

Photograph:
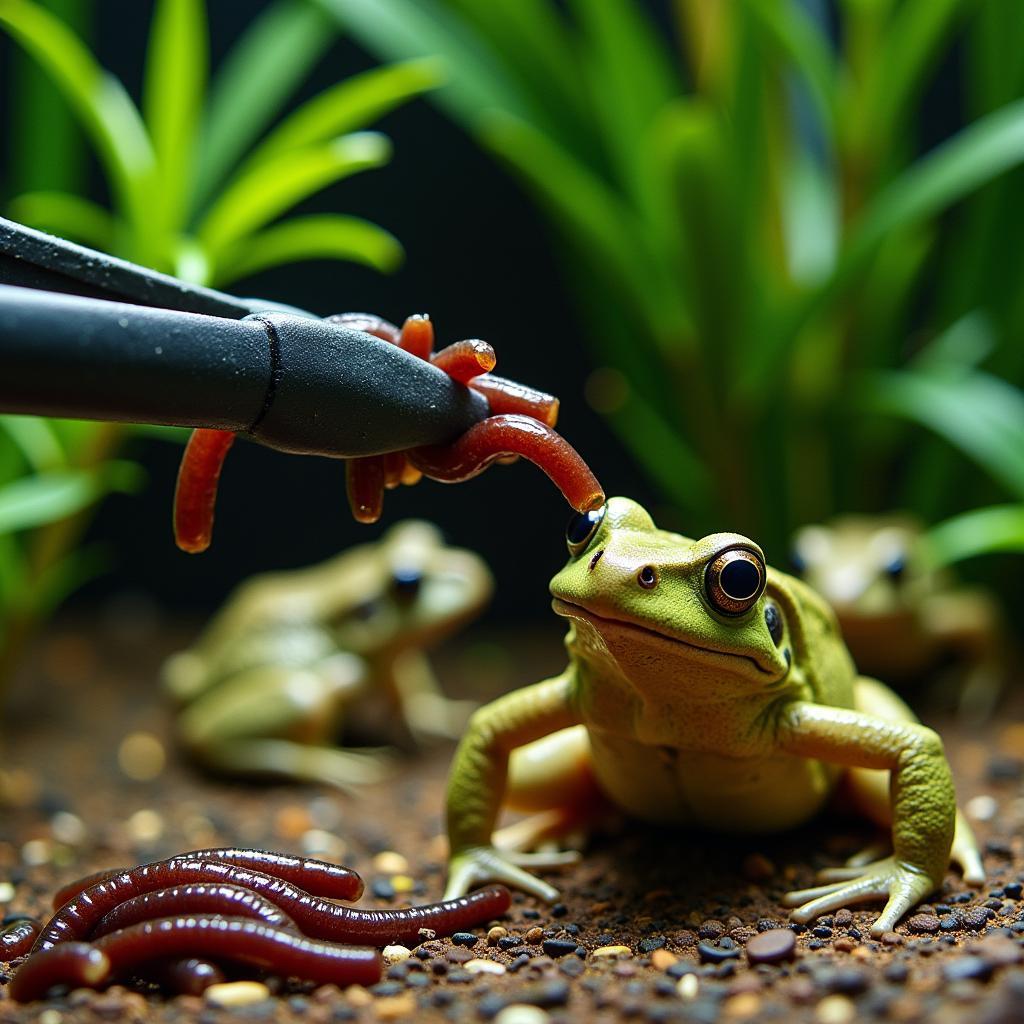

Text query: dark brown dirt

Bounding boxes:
[0,614,1022,1023]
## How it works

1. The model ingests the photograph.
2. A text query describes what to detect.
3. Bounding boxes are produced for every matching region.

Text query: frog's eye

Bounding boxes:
[566,505,606,555]
[705,547,766,616]
[764,602,783,646]
[884,554,906,581]
[391,568,422,603]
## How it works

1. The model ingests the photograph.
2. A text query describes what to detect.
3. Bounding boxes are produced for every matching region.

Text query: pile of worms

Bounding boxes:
[2,847,510,1002]
[174,313,604,552]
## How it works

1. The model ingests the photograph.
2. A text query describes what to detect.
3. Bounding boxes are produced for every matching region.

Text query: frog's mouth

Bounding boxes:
[551,598,777,677]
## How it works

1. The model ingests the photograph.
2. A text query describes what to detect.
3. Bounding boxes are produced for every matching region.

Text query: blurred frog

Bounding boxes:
[163,521,492,788]
[791,516,1003,719]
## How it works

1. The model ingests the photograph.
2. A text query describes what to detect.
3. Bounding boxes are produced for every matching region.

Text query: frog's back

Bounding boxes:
[766,567,856,710]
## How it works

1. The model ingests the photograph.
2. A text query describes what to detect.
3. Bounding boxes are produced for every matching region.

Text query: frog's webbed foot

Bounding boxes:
[445,846,568,902]
[783,856,935,937]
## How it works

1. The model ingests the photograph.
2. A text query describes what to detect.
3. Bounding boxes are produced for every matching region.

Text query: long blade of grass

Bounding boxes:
[197,132,391,255]
[143,0,206,236]
[0,0,155,244]
[242,58,442,168]
[6,190,115,250]
[0,416,66,472]
[211,214,402,286]
[315,0,533,129]
[192,0,335,214]
[924,504,1024,569]
[863,367,1024,500]
[745,97,1024,394]
[480,111,689,353]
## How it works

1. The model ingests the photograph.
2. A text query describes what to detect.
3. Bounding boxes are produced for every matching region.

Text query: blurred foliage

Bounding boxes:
[322,0,1024,568]
[0,0,435,680]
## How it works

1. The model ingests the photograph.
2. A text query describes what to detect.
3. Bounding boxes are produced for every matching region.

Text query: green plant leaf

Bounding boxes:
[863,366,1024,500]
[193,0,335,212]
[0,416,66,472]
[197,132,392,255]
[7,189,115,250]
[911,312,996,373]
[244,58,443,168]
[746,97,1024,394]
[0,0,156,249]
[924,504,1024,569]
[143,0,207,235]
[0,462,139,536]
[212,214,402,286]
[315,0,533,130]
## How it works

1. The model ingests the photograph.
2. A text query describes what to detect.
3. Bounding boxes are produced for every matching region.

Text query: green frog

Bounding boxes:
[164,521,491,788]
[444,498,983,935]
[792,516,1003,719]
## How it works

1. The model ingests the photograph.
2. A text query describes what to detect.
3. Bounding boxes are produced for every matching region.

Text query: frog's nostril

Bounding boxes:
[637,565,658,589]
[589,549,604,572]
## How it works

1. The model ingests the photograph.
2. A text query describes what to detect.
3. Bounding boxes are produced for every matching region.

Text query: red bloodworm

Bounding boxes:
[382,451,408,490]
[52,849,363,910]
[8,942,110,1002]
[346,456,386,524]
[431,340,497,384]
[11,919,382,1002]
[1,918,40,959]
[469,374,560,428]
[148,957,225,996]
[397,314,434,360]
[410,414,605,513]
[326,312,401,344]
[91,884,296,938]
[173,428,236,554]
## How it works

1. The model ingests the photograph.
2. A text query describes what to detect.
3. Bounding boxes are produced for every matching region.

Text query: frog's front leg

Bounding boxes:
[444,673,582,901]
[777,699,955,937]
[387,650,478,744]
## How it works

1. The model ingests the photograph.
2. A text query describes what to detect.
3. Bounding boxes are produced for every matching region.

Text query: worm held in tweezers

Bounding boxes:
[411,414,604,513]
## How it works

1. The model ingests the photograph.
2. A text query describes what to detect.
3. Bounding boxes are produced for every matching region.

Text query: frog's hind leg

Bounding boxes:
[492,725,611,864]
[839,676,984,885]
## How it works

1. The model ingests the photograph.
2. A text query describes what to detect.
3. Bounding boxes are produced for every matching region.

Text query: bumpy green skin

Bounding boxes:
[164,521,491,787]
[445,498,976,935]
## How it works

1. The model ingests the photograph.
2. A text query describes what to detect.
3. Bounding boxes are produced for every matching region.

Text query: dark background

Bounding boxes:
[1,1,655,630]
[0,2,963,628]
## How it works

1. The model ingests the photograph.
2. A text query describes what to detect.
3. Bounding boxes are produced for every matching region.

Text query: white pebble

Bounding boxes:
[464,958,507,975]
[50,811,87,846]
[494,1007,550,1024]
[38,1011,62,1024]
[204,981,271,1006]
[677,973,699,1000]
[0,882,15,903]
[382,944,411,965]
[21,839,51,866]
[127,808,164,844]
[815,994,856,1024]
[966,794,998,822]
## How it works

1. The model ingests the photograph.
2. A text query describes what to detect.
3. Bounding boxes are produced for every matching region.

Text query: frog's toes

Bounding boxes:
[843,838,890,870]
[783,876,888,923]
[954,845,985,887]
[504,849,581,869]
[445,847,561,903]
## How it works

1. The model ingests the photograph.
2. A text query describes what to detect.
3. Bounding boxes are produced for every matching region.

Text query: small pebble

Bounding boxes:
[382,945,410,965]
[907,914,940,934]
[966,794,998,822]
[375,994,416,1020]
[962,908,991,932]
[723,992,762,1019]
[741,852,775,882]
[0,883,15,904]
[488,926,508,945]
[370,878,395,900]
[592,945,632,959]
[638,935,666,953]
[815,994,856,1024]
[651,949,678,970]
[746,928,796,965]
[451,931,478,948]
[117,731,166,781]
[390,874,415,893]
[465,958,506,975]
[541,938,578,958]
[525,926,544,944]
[204,981,271,1007]
[372,850,409,874]
[494,1008,550,1024]
[833,909,852,927]
[942,956,993,982]
[698,941,740,963]
[677,974,699,1000]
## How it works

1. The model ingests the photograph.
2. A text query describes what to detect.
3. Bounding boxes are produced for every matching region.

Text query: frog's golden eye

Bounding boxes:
[705,547,766,615]
[565,505,606,555]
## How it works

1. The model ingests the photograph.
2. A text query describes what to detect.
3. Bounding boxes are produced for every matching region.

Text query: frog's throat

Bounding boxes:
[551,597,776,677]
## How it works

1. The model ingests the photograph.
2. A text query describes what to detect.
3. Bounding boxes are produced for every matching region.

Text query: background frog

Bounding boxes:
[791,516,1004,720]
[444,498,983,935]
[164,521,491,789]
